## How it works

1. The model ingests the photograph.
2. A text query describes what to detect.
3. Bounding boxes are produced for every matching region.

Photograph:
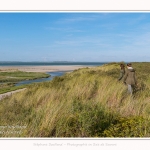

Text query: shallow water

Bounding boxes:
[15,71,68,86]
[0,62,106,66]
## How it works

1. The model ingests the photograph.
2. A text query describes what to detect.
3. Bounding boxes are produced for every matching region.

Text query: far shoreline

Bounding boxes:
[0,65,91,73]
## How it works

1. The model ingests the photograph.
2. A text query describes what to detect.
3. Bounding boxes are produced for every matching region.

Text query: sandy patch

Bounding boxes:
[0,65,88,73]
[0,88,27,101]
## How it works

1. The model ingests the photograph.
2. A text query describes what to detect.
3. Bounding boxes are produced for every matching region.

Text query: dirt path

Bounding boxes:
[0,88,27,101]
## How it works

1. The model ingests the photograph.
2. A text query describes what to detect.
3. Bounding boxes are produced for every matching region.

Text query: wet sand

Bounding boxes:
[0,65,88,72]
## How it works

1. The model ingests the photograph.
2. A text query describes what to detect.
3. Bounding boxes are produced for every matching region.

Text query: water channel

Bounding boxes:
[15,71,69,86]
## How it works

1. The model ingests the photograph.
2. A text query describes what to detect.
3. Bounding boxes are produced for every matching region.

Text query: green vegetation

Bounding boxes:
[0,71,50,94]
[0,62,150,137]
[103,116,149,137]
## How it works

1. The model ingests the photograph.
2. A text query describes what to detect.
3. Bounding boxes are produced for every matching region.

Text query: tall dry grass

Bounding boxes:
[0,62,150,137]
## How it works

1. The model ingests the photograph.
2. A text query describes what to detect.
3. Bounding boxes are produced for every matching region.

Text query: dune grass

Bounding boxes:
[0,62,150,137]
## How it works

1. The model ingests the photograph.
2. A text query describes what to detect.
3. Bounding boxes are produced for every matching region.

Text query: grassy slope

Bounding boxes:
[0,71,50,94]
[0,62,150,137]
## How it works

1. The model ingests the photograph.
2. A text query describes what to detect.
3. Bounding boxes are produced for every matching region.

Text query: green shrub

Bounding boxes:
[102,116,150,137]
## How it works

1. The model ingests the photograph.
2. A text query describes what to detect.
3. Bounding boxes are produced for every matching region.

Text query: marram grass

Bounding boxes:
[0,62,150,137]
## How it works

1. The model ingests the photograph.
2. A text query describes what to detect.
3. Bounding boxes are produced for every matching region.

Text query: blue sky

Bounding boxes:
[0,12,150,62]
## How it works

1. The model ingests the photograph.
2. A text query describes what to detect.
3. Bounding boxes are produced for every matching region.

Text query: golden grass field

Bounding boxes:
[0,62,150,137]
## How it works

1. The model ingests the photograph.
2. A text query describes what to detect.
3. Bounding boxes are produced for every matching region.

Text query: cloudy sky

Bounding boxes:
[0,12,150,62]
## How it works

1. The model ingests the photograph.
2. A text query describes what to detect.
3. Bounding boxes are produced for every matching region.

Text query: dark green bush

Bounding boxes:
[102,116,150,137]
